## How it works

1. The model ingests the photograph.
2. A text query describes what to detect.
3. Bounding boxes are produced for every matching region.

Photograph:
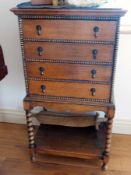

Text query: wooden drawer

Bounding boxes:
[33,102,108,113]
[22,20,116,41]
[24,42,114,62]
[28,80,110,100]
[26,62,112,82]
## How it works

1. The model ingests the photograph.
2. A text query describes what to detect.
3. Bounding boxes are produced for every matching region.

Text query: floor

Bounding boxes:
[0,123,131,175]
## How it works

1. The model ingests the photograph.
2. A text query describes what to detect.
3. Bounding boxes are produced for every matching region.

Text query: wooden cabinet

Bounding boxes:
[11,6,126,170]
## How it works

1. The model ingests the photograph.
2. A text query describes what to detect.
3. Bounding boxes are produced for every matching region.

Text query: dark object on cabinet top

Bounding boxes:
[0,46,8,81]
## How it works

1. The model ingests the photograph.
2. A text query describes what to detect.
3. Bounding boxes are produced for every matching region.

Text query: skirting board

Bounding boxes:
[0,109,26,124]
[0,109,131,135]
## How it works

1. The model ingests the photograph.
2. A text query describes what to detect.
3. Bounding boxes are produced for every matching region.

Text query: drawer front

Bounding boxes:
[35,102,108,113]
[26,62,112,82]
[24,42,114,62]
[28,80,110,100]
[22,20,116,41]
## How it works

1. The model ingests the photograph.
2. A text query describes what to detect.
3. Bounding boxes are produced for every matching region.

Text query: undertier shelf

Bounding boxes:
[35,124,106,159]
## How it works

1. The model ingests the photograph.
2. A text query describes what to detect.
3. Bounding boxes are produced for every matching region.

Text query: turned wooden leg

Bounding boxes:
[26,110,36,162]
[102,107,115,171]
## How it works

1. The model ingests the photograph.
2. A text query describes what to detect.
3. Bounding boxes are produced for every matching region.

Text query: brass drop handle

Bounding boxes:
[91,69,97,78]
[92,49,98,59]
[37,47,43,56]
[90,88,96,96]
[36,25,42,35]
[41,85,46,93]
[93,26,99,38]
[39,67,45,75]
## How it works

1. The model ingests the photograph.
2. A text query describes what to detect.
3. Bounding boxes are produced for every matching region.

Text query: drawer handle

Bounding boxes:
[93,26,99,38]
[41,85,46,93]
[92,49,98,59]
[39,67,45,75]
[91,69,97,78]
[36,25,42,35]
[90,88,96,96]
[37,47,43,56]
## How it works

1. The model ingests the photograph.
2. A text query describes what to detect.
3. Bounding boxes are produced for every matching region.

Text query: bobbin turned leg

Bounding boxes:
[102,107,115,171]
[26,110,36,162]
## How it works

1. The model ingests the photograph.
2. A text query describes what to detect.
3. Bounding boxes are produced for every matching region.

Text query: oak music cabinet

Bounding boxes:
[11,4,126,170]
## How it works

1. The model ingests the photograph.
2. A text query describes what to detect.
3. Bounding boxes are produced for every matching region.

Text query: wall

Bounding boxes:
[0,0,131,134]
[0,0,27,110]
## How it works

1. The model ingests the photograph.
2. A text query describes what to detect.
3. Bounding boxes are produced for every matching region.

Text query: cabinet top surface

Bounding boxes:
[11,5,126,17]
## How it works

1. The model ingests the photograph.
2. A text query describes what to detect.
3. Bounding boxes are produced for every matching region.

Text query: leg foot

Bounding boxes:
[31,156,36,162]
[101,152,109,171]
[101,164,108,171]
[30,147,36,162]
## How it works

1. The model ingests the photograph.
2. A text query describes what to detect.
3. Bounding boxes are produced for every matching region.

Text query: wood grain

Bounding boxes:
[22,20,117,41]
[23,99,109,113]
[0,123,131,175]
[24,42,114,62]
[11,7,127,17]
[35,124,106,159]
[31,0,52,5]
[34,110,98,127]
[27,62,112,82]
[28,80,111,99]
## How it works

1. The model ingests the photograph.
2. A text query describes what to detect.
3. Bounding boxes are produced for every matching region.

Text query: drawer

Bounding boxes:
[24,42,114,62]
[28,80,110,100]
[22,20,116,41]
[26,62,112,82]
[33,102,108,113]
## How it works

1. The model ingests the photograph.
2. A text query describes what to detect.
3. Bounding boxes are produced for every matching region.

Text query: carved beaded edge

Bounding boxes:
[28,77,111,85]
[110,19,120,103]
[23,38,114,45]
[25,58,113,66]
[28,94,110,104]
[19,18,29,93]
[19,15,120,21]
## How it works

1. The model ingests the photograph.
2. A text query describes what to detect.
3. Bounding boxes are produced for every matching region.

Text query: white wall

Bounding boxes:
[0,1,131,133]
[115,34,131,121]
[0,0,27,110]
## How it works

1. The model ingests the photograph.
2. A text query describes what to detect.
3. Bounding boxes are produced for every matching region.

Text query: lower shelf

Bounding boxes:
[35,124,106,159]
